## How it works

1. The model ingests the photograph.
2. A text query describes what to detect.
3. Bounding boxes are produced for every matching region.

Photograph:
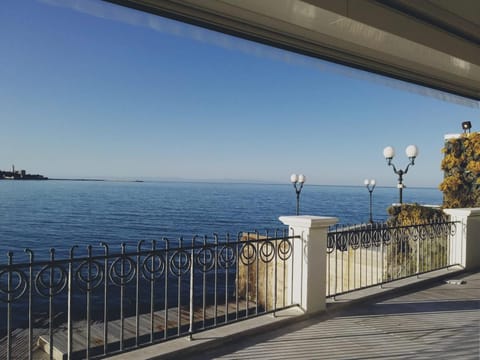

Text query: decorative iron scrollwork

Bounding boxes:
[109,255,136,286]
[141,253,166,281]
[218,245,236,268]
[259,241,275,263]
[35,264,68,298]
[327,221,457,254]
[0,268,28,303]
[348,232,360,250]
[371,229,382,247]
[75,260,104,292]
[195,247,216,273]
[240,243,256,266]
[169,250,191,277]
[277,239,292,261]
[361,230,372,249]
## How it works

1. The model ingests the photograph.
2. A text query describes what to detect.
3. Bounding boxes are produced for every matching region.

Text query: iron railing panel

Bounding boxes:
[326,220,459,297]
[0,229,297,360]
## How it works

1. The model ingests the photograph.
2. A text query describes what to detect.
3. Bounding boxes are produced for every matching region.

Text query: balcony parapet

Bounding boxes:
[279,215,338,314]
[443,208,480,270]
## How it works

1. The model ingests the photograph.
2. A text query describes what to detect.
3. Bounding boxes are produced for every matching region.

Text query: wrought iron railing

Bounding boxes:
[0,230,297,359]
[326,220,459,297]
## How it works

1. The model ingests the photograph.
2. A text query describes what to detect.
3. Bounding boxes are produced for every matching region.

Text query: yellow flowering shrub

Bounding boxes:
[387,204,447,225]
[439,132,480,208]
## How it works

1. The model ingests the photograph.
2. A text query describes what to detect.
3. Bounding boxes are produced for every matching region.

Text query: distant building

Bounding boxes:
[0,165,47,180]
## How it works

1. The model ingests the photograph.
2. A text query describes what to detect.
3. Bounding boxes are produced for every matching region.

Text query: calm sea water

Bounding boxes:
[0,180,442,258]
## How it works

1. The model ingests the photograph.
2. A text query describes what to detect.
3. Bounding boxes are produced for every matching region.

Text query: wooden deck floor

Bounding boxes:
[183,270,480,360]
[11,299,256,360]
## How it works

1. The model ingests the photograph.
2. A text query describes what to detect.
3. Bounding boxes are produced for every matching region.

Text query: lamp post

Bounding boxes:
[383,145,419,204]
[290,173,306,215]
[364,179,376,223]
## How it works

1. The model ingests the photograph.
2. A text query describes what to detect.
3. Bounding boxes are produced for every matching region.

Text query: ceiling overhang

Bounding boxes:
[104,0,480,101]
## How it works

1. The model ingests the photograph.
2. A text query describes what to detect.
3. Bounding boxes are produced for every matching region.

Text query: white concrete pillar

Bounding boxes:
[443,208,480,270]
[279,215,338,314]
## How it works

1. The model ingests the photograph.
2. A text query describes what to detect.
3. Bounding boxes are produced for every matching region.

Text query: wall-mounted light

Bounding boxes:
[462,121,472,134]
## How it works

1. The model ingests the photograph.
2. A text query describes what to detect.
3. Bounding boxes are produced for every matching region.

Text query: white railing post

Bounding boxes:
[443,208,480,270]
[279,215,338,314]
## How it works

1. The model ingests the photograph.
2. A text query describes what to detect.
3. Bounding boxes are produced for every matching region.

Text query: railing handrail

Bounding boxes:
[0,232,299,269]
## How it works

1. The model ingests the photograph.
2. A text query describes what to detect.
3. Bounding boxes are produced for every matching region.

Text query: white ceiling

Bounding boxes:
[105,0,480,101]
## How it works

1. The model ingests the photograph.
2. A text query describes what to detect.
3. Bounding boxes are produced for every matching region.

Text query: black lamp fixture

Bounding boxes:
[383,145,419,204]
[462,121,472,134]
[290,173,306,215]
[364,179,376,223]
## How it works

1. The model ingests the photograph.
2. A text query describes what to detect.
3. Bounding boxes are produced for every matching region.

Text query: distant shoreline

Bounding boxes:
[0,177,143,183]
[0,177,48,181]
[49,178,144,183]
[49,178,105,182]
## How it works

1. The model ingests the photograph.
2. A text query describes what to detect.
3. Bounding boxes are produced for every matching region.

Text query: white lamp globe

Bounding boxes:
[298,174,306,183]
[371,179,376,186]
[406,144,419,158]
[290,174,298,183]
[383,146,395,159]
[364,179,369,186]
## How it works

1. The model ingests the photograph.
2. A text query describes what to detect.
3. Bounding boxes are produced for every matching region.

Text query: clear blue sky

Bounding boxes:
[1,0,479,187]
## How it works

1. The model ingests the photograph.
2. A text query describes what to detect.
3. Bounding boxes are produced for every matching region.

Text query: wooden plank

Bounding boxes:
[37,300,258,359]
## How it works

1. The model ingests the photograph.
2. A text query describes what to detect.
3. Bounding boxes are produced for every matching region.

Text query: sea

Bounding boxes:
[0,180,442,259]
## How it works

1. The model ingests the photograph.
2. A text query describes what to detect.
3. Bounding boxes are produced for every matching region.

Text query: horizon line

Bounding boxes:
[45,177,440,190]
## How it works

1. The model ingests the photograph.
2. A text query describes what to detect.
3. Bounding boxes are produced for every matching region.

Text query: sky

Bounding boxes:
[1,0,479,187]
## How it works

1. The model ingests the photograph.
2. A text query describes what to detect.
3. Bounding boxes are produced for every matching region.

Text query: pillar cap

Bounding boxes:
[443,208,480,217]
[279,215,338,229]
